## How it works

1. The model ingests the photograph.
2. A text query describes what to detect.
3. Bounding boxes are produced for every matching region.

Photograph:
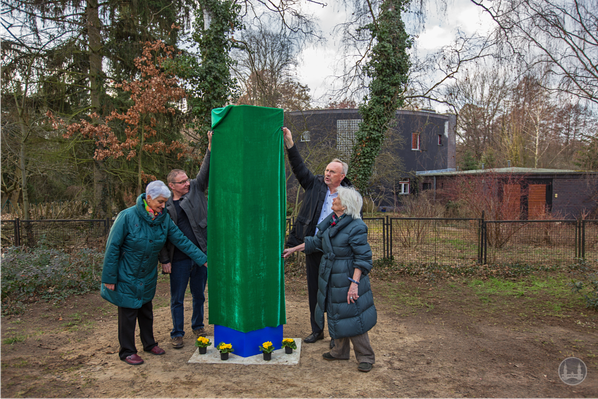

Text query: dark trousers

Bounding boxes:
[170,258,207,337]
[118,301,157,359]
[306,251,324,334]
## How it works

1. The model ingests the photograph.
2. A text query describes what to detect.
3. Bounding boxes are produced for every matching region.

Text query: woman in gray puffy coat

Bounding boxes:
[283,186,376,372]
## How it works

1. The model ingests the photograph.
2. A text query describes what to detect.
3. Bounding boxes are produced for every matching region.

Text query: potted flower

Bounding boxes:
[281,338,297,354]
[195,336,211,355]
[259,341,275,361]
[216,342,233,360]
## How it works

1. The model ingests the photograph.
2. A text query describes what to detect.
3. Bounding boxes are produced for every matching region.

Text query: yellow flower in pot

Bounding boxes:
[195,336,211,354]
[216,342,233,360]
[259,341,274,361]
[282,338,297,353]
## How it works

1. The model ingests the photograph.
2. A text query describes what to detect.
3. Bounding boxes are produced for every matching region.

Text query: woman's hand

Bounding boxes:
[203,262,208,268]
[347,283,359,304]
[347,269,362,304]
[104,283,115,291]
[282,243,304,258]
[282,248,295,258]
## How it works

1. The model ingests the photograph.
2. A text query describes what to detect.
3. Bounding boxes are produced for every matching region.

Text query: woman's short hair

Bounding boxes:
[146,180,171,200]
[337,186,362,219]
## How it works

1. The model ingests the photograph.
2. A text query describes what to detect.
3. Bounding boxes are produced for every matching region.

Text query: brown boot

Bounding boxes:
[193,328,207,338]
[171,336,184,349]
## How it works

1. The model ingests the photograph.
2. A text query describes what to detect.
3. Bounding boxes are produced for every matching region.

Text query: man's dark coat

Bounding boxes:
[286,144,351,248]
[159,150,210,264]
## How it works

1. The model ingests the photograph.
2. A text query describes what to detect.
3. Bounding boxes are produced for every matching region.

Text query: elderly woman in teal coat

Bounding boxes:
[101,181,207,366]
[283,186,377,373]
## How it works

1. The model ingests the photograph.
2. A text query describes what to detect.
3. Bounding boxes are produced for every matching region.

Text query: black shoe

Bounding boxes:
[358,362,373,372]
[322,352,348,361]
[329,338,335,349]
[304,332,324,343]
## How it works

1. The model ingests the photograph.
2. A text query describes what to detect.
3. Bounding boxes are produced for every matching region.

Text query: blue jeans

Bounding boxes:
[170,258,207,338]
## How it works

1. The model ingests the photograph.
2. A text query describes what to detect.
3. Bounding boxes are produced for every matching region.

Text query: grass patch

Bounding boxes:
[463,273,585,317]
[3,334,27,345]
[372,263,593,322]
[62,312,95,331]
[377,281,434,315]
[467,274,569,297]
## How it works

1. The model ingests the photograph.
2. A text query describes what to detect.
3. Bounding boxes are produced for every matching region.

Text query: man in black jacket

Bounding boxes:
[159,132,211,349]
[283,127,352,346]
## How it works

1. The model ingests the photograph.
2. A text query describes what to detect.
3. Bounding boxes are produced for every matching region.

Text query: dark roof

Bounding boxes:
[417,167,598,177]
[285,108,454,120]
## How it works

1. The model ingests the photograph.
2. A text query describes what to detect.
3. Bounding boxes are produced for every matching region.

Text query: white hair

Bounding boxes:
[146,180,171,200]
[337,186,362,219]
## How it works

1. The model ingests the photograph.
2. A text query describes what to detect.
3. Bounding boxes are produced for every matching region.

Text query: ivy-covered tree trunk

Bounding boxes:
[348,0,411,194]
[183,0,241,155]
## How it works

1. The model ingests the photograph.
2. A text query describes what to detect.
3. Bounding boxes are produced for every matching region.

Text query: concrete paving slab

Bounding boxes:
[188,336,302,365]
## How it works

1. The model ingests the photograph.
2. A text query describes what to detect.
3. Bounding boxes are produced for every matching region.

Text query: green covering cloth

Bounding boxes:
[208,105,286,332]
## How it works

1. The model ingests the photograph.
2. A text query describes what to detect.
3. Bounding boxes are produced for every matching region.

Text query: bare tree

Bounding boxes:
[471,0,598,105]
[234,26,311,110]
[445,62,513,167]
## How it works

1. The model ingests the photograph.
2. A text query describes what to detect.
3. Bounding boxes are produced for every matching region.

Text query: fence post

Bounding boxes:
[483,221,487,264]
[478,211,485,264]
[382,215,390,258]
[14,217,20,246]
[581,219,585,261]
[389,217,393,259]
[575,219,580,260]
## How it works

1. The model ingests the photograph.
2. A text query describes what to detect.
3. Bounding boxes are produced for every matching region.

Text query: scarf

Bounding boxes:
[143,199,162,220]
[330,213,345,227]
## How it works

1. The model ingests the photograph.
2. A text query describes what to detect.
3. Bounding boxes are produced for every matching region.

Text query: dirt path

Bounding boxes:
[2,275,597,398]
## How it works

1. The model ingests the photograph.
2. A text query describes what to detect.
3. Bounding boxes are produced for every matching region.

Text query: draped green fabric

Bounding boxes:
[208,105,286,332]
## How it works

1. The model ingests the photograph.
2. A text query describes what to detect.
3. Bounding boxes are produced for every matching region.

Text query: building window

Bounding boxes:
[398,180,410,195]
[411,133,420,151]
[422,182,432,191]
[438,134,442,145]
[337,119,362,159]
[300,131,310,142]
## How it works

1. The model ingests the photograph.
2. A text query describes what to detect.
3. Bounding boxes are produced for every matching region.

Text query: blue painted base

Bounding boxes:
[214,325,283,358]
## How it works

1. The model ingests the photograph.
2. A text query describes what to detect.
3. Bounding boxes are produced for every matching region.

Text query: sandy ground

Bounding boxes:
[2,274,597,398]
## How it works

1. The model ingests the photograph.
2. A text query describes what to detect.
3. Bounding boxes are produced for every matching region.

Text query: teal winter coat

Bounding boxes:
[101,194,208,309]
[304,214,377,339]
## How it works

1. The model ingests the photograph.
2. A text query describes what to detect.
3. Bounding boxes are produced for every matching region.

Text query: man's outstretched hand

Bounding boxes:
[282,127,294,149]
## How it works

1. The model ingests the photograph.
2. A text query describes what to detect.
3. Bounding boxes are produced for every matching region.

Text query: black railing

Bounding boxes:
[1,218,111,252]
[1,216,596,266]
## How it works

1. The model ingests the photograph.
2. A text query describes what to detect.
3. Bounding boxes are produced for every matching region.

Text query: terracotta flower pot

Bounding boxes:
[285,346,293,354]
[263,352,272,361]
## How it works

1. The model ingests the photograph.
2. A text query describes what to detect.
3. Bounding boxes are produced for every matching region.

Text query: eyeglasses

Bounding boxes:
[172,179,189,185]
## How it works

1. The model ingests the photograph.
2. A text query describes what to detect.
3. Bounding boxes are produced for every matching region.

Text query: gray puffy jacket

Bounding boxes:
[304,214,377,339]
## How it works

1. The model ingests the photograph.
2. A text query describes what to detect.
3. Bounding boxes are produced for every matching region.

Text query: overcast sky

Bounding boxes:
[295,0,494,108]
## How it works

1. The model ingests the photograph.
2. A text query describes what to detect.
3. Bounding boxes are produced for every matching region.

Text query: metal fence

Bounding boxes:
[2,217,597,266]
[389,218,482,265]
[1,218,110,252]
[583,219,598,266]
